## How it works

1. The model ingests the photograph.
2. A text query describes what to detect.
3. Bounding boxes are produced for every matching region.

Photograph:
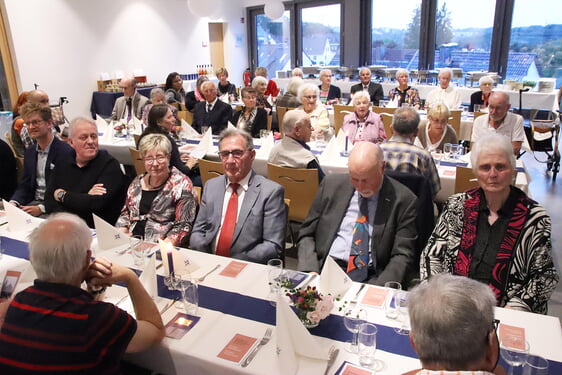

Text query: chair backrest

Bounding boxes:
[267,163,318,222]
[177,110,193,125]
[454,166,478,194]
[448,109,462,137]
[473,111,486,120]
[170,102,187,111]
[380,113,394,138]
[332,104,354,136]
[372,106,397,115]
[4,131,24,182]
[128,147,146,175]
[266,113,273,132]
[276,106,294,137]
[193,186,201,205]
[199,158,225,186]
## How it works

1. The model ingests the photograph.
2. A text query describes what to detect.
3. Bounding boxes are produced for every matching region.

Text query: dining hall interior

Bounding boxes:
[0,0,561,373]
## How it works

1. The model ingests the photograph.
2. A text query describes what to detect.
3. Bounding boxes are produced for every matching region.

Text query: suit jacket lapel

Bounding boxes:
[371,176,392,249]
[231,171,259,244]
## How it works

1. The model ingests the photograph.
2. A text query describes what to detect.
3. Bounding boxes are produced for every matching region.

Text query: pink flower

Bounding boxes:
[315,295,334,319]
[307,310,321,324]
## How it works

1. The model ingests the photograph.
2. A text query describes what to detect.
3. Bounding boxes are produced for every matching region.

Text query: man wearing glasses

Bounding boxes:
[190,128,286,264]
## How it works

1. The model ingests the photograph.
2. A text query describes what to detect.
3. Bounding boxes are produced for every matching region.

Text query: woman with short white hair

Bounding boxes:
[276,77,303,108]
[469,75,494,112]
[296,83,331,135]
[342,91,386,144]
[251,76,273,113]
[388,68,421,108]
[318,69,341,105]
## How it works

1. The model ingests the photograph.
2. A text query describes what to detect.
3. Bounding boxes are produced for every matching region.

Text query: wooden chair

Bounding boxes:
[128,147,146,175]
[473,111,486,120]
[133,133,140,146]
[380,113,394,139]
[449,109,462,137]
[276,106,294,137]
[198,158,224,186]
[372,106,397,115]
[193,186,201,205]
[454,166,478,194]
[332,104,354,136]
[177,110,193,125]
[267,114,273,132]
[4,131,24,182]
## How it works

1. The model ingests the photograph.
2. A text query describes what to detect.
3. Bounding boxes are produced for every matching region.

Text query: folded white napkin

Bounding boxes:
[100,121,114,142]
[276,295,330,375]
[139,256,157,299]
[95,114,108,134]
[319,256,352,298]
[190,127,213,159]
[158,239,200,277]
[132,116,143,135]
[219,93,230,103]
[387,95,399,108]
[92,213,129,251]
[318,136,341,163]
[227,121,236,129]
[335,127,348,153]
[256,132,275,158]
[181,118,200,138]
[2,199,42,232]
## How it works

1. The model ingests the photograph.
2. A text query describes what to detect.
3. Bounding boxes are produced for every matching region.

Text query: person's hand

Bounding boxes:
[185,157,198,170]
[88,183,106,196]
[85,257,113,287]
[21,205,42,217]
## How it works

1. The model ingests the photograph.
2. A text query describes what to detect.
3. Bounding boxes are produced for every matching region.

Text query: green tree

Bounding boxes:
[435,3,453,47]
[404,6,421,49]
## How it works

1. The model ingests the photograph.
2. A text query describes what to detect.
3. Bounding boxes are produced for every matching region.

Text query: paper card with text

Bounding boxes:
[165,313,200,339]
[499,323,526,350]
[277,270,308,289]
[1,270,21,299]
[219,261,248,278]
[217,333,257,363]
[335,361,375,375]
[443,169,456,176]
[360,286,388,308]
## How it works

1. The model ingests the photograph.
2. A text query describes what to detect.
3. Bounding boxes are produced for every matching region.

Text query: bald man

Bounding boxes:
[297,142,418,285]
[110,76,149,121]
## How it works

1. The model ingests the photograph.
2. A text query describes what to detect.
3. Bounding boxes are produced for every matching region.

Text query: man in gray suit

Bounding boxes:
[297,142,417,285]
[189,128,286,264]
[110,76,149,121]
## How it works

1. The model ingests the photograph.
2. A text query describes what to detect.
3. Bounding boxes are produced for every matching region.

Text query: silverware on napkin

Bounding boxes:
[241,327,273,367]
[324,346,339,375]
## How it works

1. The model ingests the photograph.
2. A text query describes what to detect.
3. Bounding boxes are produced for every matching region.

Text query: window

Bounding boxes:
[254,11,292,78]
[300,3,341,67]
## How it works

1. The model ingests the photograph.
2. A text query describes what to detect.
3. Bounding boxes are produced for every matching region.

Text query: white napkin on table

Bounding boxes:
[335,127,348,152]
[318,136,341,163]
[319,256,352,298]
[132,116,143,135]
[276,295,330,375]
[256,132,275,158]
[100,121,114,142]
[386,95,399,108]
[139,256,157,299]
[13,263,37,294]
[158,239,200,277]
[190,127,213,159]
[95,114,108,134]
[219,93,229,103]
[181,118,200,138]
[227,121,236,129]
[2,200,42,232]
[92,213,129,251]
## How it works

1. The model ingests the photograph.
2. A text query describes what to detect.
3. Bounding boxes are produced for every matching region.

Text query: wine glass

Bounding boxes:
[394,292,409,335]
[343,307,367,353]
[500,335,530,375]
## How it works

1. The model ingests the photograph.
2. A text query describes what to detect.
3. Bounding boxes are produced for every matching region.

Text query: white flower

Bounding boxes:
[315,295,334,320]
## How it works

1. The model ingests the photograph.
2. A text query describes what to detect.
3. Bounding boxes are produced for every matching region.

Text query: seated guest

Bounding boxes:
[469,75,494,112]
[231,87,267,138]
[421,133,559,314]
[0,213,165,373]
[425,68,461,110]
[296,83,331,136]
[252,76,273,114]
[276,76,303,108]
[255,66,280,97]
[268,110,325,181]
[415,103,458,151]
[141,87,178,127]
[381,107,441,198]
[18,89,63,151]
[185,75,208,112]
[350,67,383,106]
[216,67,238,102]
[407,274,504,375]
[297,142,417,284]
[318,69,341,105]
[110,76,149,121]
[164,71,186,106]
[388,68,421,108]
[45,117,127,227]
[0,139,17,200]
[138,104,200,186]
[190,128,286,264]
[292,67,304,78]
[342,91,386,145]
[10,103,73,216]
[192,81,232,135]
[116,134,197,247]
[471,91,525,155]
[10,91,28,157]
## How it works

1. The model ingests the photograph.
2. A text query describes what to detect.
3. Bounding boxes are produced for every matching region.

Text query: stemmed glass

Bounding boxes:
[394,292,409,335]
[500,335,530,375]
[343,307,367,353]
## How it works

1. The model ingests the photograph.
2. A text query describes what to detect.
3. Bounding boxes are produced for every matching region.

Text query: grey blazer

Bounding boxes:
[110,91,149,121]
[189,171,286,264]
[297,174,418,285]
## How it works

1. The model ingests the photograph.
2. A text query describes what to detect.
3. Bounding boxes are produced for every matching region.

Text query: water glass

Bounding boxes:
[462,105,469,120]
[523,356,549,375]
[394,292,410,335]
[384,281,402,319]
[200,125,210,135]
[174,274,198,315]
[430,149,443,167]
[343,307,367,353]
[473,104,481,113]
[315,133,326,149]
[130,235,144,267]
[358,323,378,369]
[500,335,529,375]
[267,259,284,304]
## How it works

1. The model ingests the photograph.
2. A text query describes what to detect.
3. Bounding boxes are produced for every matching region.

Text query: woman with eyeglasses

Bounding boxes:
[296,83,331,136]
[116,133,197,246]
[469,76,494,112]
[231,87,267,138]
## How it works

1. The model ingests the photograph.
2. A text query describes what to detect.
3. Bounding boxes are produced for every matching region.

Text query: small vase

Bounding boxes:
[297,310,319,329]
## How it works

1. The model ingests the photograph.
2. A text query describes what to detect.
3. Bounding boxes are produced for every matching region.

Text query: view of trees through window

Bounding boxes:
[255,11,291,78]
[301,4,341,67]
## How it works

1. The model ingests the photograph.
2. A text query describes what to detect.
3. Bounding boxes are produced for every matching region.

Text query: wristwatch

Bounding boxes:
[56,190,66,202]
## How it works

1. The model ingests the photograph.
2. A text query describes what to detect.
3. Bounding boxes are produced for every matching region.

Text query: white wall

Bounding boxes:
[2,0,251,119]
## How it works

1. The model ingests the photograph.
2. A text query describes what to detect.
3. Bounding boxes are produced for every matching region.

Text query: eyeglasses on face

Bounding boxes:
[218,149,248,160]
[143,155,168,164]
[303,95,317,100]
[27,119,45,126]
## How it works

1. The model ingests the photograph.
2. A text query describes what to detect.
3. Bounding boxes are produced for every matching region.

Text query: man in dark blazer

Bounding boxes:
[190,128,286,264]
[349,67,384,106]
[297,141,418,285]
[110,76,149,121]
[10,103,72,216]
[192,81,232,135]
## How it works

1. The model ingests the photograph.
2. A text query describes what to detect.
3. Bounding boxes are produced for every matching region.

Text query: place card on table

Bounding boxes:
[0,270,21,299]
[216,333,257,363]
[442,169,455,176]
[219,261,248,278]
[165,312,200,339]
[335,361,375,375]
[360,286,388,308]
[499,323,526,349]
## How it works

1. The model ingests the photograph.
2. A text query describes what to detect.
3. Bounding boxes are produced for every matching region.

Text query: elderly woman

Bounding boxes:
[425,68,461,110]
[216,67,238,102]
[164,72,186,106]
[318,69,341,105]
[296,83,331,135]
[255,66,279,97]
[388,69,421,108]
[420,133,559,314]
[138,104,200,186]
[291,67,304,78]
[342,91,386,144]
[185,75,208,111]
[416,104,458,151]
[469,76,494,112]
[117,134,197,246]
[276,77,303,108]
[230,87,267,138]
[252,76,273,113]
[141,88,178,127]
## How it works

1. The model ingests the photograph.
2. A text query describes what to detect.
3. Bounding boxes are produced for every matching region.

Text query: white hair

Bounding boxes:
[286,77,304,96]
[292,68,303,77]
[479,75,494,86]
[395,68,409,79]
[438,68,453,79]
[351,91,371,106]
[251,76,268,89]
[297,83,320,103]
[470,132,516,174]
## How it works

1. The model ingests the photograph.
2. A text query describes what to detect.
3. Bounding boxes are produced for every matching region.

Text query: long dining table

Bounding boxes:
[1,218,561,375]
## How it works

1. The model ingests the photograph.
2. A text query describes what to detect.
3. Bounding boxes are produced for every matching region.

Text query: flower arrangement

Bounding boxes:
[172,125,182,141]
[114,123,125,136]
[286,286,334,327]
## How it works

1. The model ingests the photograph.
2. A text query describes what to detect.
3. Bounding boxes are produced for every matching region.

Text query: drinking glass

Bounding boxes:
[130,235,144,267]
[443,143,452,160]
[473,104,481,113]
[173,274,199,315]
[343,307,367,353]
[384,281,401,320]
[500,335,530,375]
[200,125,209,135]
[358,323,378,369]
[430,149,443,167]
[315,132,326,149]
[267,258,284,305]
[462,105,469,120]
[522,356,549,375]
[260,129,270,139]
[394,292,409,335]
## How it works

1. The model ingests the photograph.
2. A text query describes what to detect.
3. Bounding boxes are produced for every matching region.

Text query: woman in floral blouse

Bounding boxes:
[388,69,421,109]
[116,134,198,246]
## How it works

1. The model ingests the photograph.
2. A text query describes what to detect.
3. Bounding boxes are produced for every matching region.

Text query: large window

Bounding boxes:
[300,3,341,67]
[254,11,292,78]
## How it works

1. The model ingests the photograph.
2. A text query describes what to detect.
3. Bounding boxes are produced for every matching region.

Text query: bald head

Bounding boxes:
[348,142,385,197]
[27,90,50,107]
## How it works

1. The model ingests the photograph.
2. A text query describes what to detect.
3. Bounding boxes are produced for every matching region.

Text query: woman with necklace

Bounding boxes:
[342,91,386,144]
[117,134,198,246]
[388,69,421,109]
[416,104,458,151]
[231,87,267,138]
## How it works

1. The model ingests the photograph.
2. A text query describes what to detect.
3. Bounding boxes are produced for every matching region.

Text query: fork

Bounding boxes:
[350,283,366,306]
[196,264,220,283]
[241,327,273,367]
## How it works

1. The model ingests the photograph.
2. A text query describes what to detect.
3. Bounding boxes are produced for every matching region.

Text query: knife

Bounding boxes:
[160,296,180,315]
[323,347,339,375]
